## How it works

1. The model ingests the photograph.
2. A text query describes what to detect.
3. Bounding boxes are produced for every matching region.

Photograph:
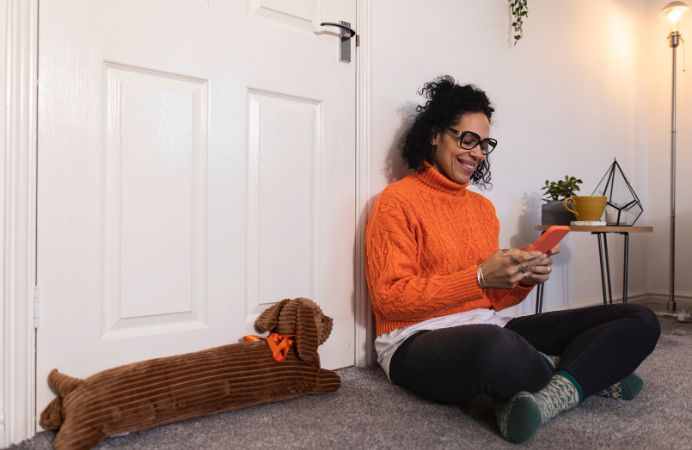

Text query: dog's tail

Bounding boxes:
[39,369,84,430]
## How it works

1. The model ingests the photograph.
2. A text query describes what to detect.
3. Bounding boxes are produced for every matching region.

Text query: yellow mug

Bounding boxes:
[563,195,607,222]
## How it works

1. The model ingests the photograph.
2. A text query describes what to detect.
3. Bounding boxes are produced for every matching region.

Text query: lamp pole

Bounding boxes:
[662,0,688,312]
[668,29,679,313]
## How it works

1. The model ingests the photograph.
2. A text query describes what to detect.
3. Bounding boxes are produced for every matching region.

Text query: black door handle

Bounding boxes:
[320,22,356,39]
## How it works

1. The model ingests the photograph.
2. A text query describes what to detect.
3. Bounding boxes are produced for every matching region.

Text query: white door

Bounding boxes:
[36,0,356,415]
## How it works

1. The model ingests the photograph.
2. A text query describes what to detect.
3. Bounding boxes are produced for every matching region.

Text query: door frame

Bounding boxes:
[354,0,373,368]
[2,0,372,445]
[2,0,39,446]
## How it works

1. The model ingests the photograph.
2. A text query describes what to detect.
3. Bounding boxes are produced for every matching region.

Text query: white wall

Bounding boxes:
[368,0,653,315]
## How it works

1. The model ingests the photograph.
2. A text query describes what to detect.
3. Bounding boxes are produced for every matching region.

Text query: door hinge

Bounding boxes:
[33,286,40,328]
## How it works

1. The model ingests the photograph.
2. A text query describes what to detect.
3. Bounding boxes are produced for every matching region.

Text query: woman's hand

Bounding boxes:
[518,244,560,287]
[479,248,544,289]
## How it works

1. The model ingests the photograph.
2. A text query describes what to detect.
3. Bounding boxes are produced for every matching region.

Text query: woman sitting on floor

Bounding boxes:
[364,75,661,444]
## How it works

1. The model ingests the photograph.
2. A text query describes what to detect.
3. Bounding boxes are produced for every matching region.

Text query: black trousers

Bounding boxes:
[389,303,660,405]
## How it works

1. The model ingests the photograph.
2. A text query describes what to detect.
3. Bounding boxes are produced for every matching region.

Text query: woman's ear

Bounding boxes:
[431,129,440,147]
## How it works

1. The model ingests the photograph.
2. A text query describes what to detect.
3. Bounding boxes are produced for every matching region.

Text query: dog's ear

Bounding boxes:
[294,301,320,364]
[254,299,291,333]
[318,314,333,345]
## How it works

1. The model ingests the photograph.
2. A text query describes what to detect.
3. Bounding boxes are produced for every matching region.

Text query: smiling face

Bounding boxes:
[431,112,489,185]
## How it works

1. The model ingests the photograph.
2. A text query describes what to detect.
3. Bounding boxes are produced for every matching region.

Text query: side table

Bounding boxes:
[533,225,653,314]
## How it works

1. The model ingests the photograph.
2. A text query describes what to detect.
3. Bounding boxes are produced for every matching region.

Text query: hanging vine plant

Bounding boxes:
[510,0,529,45]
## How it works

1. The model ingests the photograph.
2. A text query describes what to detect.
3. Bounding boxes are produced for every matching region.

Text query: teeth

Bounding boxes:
[458,159,475,170]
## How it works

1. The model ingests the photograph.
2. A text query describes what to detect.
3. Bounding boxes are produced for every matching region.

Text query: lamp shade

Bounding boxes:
[661,1,689,30]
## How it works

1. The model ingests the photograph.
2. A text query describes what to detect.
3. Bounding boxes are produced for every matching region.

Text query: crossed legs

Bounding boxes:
[389,304,660,441]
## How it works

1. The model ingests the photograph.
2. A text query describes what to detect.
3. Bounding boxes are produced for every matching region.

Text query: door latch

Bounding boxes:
[320,21,356,63]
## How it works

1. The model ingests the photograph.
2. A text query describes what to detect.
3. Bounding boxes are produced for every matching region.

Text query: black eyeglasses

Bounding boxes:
[446,128,497,155]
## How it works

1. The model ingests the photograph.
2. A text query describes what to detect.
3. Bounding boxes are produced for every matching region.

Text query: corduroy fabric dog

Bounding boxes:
[39,298,340,450]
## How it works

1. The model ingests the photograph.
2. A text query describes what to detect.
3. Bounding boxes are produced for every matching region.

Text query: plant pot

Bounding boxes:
[541,200,576,225]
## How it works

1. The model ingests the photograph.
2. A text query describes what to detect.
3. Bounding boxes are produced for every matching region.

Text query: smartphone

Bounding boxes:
[529,225,570,253]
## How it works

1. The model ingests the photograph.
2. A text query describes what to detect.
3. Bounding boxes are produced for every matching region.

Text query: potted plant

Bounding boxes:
[541,176,583,225]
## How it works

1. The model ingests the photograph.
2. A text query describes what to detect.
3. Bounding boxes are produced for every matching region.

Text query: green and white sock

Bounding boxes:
[495,371,582,444]
[540,354,643,401]
[596,373,644,400]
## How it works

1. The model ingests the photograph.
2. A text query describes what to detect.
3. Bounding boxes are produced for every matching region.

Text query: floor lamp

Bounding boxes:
[661,1,688,313]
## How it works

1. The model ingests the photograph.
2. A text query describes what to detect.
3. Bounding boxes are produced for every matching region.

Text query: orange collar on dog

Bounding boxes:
[242,333,295,362]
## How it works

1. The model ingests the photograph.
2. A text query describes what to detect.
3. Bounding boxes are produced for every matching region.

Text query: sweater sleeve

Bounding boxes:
[365,196,486,322]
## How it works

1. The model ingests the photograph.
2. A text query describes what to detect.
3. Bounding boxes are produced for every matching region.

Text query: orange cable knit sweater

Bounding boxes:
[365,163,533,335]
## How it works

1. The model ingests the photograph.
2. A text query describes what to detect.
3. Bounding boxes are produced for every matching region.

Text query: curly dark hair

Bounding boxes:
[401,75,495,187]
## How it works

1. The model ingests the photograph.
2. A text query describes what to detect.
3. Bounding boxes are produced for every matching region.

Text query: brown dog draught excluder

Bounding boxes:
[39,298,340,450]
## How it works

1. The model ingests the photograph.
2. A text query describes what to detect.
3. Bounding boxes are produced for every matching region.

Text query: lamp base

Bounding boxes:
[667,300,677,313]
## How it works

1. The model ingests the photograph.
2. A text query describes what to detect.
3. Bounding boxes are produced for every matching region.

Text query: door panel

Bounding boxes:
[251,0,321,31]
[37,0,355,416]
[103,63,208,338]
[246,90,322,316]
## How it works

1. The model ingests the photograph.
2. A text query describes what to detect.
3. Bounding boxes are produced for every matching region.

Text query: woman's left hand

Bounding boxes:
[519,244,559,287]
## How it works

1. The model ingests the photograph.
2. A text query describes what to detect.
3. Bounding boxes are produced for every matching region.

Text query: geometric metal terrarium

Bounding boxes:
[592,159,643,226]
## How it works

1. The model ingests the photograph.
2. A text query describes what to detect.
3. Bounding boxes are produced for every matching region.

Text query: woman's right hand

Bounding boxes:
[479,249,544,289]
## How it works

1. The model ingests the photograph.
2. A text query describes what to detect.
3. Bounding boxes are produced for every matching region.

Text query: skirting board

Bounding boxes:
[630,291,692,312]
[515,291,692,318]
[505,290,659,318]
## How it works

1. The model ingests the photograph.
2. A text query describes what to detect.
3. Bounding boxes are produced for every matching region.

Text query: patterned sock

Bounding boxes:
[541,354,643,401]
[596,373,644,400]
[495,371,582,444]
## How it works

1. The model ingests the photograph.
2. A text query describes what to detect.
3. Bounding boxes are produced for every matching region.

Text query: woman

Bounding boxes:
[365,76,660,444]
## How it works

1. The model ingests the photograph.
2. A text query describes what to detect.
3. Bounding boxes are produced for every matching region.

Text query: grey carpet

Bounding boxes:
[9,316,692,449]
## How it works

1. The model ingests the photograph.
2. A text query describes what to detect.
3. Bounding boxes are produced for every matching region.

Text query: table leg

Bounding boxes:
[534,230,546,314]
[596,233,608,305]
[622,232,629,303]
[602,234,614,304]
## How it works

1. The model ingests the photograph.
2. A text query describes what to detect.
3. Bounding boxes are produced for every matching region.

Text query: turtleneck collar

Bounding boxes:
[416,161,469,196]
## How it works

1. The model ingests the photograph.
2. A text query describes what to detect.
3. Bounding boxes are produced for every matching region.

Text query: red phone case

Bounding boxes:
[529,226,570,253]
